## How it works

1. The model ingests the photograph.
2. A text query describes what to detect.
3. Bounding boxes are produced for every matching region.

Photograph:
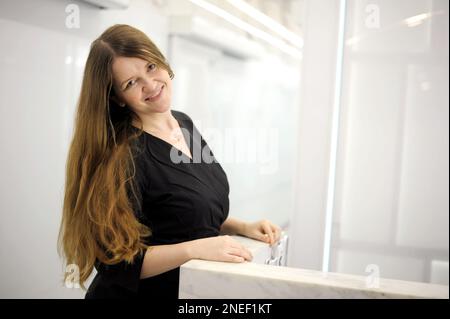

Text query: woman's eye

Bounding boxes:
[124,64,155,90]
[126,80,136,89]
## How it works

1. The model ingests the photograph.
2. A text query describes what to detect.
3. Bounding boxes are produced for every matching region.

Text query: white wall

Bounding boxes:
[0,0,169,299]
[290,0,449,285]
[332,0,449,284]
[287,0,342,271]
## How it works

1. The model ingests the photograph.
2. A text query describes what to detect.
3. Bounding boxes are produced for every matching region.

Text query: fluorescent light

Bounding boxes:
[322,0,347,274]
[82,0,130,9]
[403,12,432,27]
[226,0,303,48]
[188,0,302,59]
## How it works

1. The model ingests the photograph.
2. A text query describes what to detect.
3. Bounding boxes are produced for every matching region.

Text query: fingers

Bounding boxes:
[227,247,253,262]
[229,255,245,263]
[223,236,253,262]
[271,224,282,243]
[261,221,283,246]
[261,222,274,245]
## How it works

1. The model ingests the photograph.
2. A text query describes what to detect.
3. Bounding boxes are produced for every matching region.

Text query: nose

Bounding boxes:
[142,76,159,94]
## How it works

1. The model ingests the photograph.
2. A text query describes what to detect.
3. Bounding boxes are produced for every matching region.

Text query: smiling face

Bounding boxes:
[111,56,172,117]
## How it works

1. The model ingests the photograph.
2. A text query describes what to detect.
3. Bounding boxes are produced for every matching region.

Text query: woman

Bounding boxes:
[58,24,281,299]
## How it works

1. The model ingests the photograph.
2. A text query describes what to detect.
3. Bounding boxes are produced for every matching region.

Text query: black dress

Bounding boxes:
[85,110,230,299]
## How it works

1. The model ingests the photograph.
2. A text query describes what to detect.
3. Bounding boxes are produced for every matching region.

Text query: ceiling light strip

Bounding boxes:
[226,0,303,48]
[188,0,302,59]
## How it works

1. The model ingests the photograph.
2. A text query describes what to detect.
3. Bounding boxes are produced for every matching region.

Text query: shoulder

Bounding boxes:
[172,109,193,124]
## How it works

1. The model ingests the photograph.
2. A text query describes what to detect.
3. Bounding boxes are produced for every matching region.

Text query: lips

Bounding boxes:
[145,85,164,102]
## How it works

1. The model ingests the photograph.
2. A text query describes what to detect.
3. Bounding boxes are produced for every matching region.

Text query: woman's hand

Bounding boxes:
[243,219,282,246]
[188,235,253,263]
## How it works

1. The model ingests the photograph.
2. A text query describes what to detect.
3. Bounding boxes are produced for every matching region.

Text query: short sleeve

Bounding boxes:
[94,251,145,294]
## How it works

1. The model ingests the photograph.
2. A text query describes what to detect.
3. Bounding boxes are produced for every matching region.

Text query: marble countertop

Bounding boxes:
[179,236,449,299]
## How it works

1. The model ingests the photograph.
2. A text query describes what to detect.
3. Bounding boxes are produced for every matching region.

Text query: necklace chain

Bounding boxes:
[146,127,183,143]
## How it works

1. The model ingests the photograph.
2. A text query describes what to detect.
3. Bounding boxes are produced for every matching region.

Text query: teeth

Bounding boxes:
[150,86,162,99]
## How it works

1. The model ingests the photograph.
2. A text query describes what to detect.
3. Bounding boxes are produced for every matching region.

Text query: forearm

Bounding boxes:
[140,241,193,279]
[219,217,247,236]
[140,217,247,279]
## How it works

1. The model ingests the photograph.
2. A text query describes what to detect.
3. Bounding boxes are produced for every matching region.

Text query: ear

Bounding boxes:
[110,95,126,107]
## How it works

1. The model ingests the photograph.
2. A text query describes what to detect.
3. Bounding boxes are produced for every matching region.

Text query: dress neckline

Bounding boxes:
[134,110,193,161]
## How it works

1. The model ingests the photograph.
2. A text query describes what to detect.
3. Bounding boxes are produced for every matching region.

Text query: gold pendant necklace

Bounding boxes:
[170,128,183,143]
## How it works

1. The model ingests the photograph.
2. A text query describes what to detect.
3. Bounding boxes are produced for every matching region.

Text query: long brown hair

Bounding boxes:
[58,24,174,289]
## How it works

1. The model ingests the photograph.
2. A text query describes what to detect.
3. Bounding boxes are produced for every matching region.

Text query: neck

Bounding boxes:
[134,109,177,133]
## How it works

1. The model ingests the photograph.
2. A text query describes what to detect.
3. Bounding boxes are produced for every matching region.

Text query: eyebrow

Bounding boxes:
[119,61,151,89]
